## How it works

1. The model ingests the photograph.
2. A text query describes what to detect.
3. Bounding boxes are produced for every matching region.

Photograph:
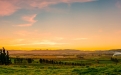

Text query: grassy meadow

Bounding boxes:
[1,53,121,75]
[0,62,121,75]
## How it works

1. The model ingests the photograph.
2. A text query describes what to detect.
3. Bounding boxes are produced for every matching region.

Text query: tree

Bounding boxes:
[0,47,11,65]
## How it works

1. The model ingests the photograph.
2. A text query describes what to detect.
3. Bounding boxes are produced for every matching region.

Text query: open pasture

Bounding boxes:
[0,54,120,75]
[1,62,121,75]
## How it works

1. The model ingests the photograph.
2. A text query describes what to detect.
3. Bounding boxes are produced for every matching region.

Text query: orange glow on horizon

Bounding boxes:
[1,45,121,51]
[0,0,121,51]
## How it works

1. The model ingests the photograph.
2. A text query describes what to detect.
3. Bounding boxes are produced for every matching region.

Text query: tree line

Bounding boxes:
[13,57,91,66]
[111,57,119,64]
[0,47,11,65]
[39,58,91,66]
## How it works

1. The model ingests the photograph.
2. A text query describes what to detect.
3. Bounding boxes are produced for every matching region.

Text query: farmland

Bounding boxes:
[0,61,121,75]
[1,50,121,75]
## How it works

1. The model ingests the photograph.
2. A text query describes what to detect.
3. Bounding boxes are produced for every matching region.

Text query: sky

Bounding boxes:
[0,0,121,50]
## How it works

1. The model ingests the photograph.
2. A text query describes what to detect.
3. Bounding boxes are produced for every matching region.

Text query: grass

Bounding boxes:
[0,64,77,75]
[1,56,121,75]
[0,63,121,75]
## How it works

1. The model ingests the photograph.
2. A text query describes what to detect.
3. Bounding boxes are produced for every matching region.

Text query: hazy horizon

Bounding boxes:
[0,0,121,50]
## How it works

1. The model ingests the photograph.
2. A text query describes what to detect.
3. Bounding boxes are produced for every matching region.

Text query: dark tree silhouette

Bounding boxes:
[27,58,33,63]
[0,47,11,65]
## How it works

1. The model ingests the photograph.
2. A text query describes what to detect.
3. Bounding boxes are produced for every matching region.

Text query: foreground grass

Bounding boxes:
[0,63,121,75]
[0,64,77,75]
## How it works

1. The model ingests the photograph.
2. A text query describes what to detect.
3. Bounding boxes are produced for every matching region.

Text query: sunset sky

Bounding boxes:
[0,0,121,50]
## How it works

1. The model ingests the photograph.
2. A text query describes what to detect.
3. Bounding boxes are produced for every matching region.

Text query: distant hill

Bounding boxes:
[7,49,121,56]
[8,50,83,55]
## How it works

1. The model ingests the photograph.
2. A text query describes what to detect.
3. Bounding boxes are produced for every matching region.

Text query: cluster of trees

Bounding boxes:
[0,47,11,65]
[14,58,33,64]
[111,57,119,64]
[13,58,91,66]
[39,58,91,66]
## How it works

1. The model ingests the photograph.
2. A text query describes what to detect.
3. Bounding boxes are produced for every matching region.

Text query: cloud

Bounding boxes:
[22,14,37,23]
[32,40,68,45]
[16,14,37,27]
[33,41,58,45]
[17,24,33,27]
[17,0,96,9]
[62,0,96,3]
[0,0,96,16]
[27,0,96,9]
[11,40,67,46]
[0,0,19,16]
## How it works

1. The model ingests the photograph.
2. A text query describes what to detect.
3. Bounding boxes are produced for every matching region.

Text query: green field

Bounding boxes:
[1,49,121,75]
[0,63,121,75]
[1,56,121,75]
